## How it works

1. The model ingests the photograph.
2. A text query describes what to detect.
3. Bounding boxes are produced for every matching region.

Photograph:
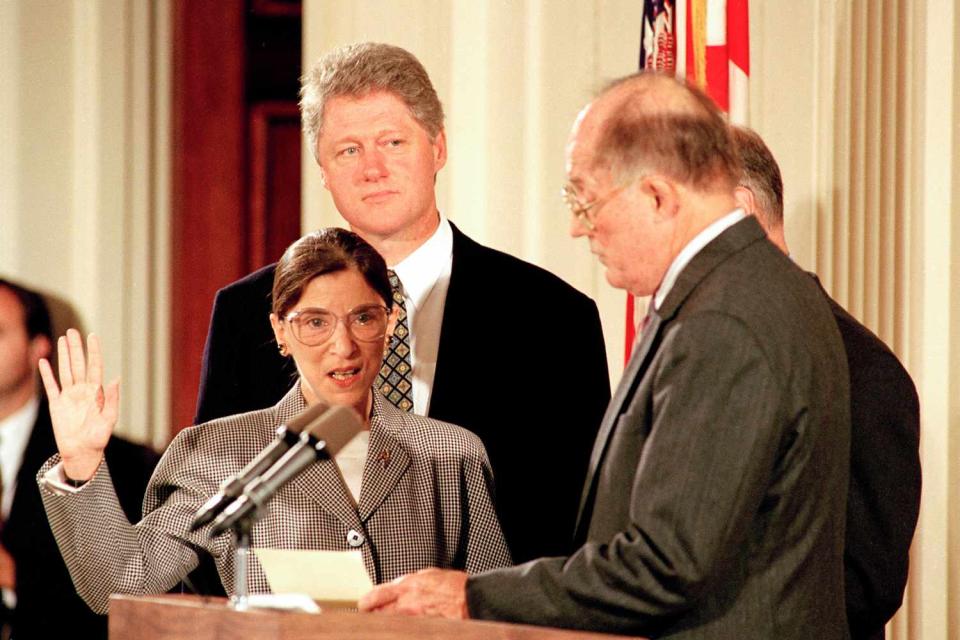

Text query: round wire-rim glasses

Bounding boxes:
[561,183,628,232]
[284,304,390,346]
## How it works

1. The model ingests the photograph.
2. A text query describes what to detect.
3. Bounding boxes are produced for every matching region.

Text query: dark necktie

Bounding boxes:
[376,270,414,412]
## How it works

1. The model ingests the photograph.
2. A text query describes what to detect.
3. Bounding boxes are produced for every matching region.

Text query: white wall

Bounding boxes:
[0,0,170,449]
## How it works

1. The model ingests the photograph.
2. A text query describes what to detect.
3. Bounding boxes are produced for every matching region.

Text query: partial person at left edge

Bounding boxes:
[0,278,159,640]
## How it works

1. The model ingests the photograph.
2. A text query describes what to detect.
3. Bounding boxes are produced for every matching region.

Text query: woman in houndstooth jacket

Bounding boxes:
[36,228,511,615]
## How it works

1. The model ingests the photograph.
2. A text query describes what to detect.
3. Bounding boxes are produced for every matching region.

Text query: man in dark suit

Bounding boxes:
[195,43,610,564]
[731,125,922,640]
[361,73,852,639]
[0,279,160,639]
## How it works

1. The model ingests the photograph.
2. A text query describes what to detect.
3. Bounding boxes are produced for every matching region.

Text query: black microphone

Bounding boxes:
[208,405,363,537]
[190,402,330,532]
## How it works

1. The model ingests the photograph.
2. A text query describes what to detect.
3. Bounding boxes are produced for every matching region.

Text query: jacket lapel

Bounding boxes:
[428,222,472,421]
[655,216,768,319]
[573,216,769,537]
[357,394,411,522]
[276,383,364,530]
[574,311,662,535]
[289,459,364,529]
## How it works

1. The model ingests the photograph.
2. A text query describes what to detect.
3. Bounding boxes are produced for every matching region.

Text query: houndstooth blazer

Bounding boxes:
[38,382,512,614]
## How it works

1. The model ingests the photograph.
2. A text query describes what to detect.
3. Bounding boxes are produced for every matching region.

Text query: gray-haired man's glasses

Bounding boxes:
[561,183,626,232]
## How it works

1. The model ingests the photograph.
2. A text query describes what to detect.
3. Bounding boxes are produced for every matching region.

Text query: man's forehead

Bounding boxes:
[321,91,421,137]
[565,104,603,183]
[570,102,593,136]
[0,286,26,326]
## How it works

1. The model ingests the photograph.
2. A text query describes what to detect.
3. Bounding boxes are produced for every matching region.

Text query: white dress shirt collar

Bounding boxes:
[390,217,454,311]
[653,208,747,311]
[383,217,454,416]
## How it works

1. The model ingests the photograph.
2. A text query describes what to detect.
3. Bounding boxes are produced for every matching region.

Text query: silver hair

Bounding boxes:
[299,42,445,162]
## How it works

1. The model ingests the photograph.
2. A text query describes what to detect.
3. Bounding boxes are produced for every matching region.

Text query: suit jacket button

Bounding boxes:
[346,529,365,548]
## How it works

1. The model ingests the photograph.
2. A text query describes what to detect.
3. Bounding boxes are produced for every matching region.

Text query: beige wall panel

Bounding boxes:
[950,65,960,640]
[910,0,959,636]
[757,1,960,637]
[7,2,76,287]
[748,1,819,271]
[0,0,169,446]
[0,0,23,272]
[150,1,173,452]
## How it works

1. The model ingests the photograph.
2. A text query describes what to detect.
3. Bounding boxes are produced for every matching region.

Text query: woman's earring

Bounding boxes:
[278,342,289,357]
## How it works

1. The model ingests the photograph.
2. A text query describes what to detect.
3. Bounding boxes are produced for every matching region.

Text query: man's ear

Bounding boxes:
[639,175,680,220]
[734,185,756,216]
[29,335,51,364]
[432,129,448,174]
[385,305,400,342]
[318,165,329,190]
[269,313,285,347]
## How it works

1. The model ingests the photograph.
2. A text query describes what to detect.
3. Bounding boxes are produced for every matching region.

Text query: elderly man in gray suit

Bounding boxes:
[361,72,852,639]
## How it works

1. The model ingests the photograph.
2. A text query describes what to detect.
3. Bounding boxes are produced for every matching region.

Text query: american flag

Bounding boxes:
[626,0,749,363]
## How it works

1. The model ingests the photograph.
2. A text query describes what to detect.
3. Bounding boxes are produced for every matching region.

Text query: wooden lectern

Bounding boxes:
[109,594,641,639]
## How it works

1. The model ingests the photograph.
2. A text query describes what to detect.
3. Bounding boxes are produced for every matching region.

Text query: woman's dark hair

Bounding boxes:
[271,228,392,318]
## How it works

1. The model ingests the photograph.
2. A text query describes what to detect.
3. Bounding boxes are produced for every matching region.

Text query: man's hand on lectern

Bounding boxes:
[359,568,468,619]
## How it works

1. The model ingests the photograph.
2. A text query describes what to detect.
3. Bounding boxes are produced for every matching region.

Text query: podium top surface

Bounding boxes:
[109,594,643,640]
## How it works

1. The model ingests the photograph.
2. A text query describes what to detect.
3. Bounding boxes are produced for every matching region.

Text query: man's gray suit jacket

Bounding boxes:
[466,216,852,639]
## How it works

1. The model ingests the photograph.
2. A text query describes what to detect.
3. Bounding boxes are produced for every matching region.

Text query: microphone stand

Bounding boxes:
[229,511,258,611]
[208,405,363,609]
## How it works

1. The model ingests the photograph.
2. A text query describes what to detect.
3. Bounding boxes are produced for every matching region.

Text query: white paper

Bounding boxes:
[246,593,322,613]
[255,548,373,607]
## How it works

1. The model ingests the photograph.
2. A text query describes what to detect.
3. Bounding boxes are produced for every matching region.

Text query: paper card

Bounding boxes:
[246,593,321,613]
[254,548,373,608]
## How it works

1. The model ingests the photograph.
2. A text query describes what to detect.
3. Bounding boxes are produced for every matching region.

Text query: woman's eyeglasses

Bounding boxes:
[284,304,389,346]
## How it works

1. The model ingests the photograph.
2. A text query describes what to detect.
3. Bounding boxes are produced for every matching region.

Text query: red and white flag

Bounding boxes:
[627,0,749,362]
[678,0,750,123]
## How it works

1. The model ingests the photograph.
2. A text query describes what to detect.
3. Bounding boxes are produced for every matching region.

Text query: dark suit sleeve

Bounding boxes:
[194,286,242,424]
[194,266,294,424]
[466,313,795,634]
[840,317,921,638]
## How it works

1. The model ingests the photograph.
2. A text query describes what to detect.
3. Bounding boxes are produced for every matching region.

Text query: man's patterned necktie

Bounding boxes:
[376,270,414,411]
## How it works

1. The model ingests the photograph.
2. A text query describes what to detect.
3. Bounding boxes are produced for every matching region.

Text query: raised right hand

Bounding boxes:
[38,329,119,482]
